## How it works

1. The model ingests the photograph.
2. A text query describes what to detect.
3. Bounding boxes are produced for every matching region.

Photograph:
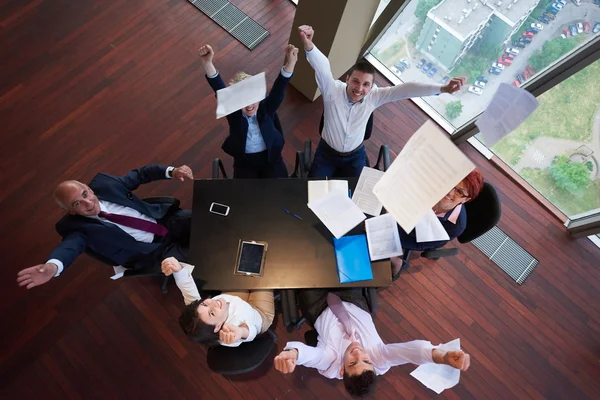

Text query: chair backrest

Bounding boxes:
[206,330,277,375]
[458,182,501,243]
[319,111,374,141]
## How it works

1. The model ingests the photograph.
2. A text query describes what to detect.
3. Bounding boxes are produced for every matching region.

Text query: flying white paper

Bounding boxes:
[373,121,475,234]
[216,72,267,119]
[410,339,461,394]
[476,83,539,147]
[415,209,450,243]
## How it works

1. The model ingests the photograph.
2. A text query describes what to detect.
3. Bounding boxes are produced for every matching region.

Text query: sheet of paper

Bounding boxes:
[365,214,403,260]
[308,180,348,203]
[476,83,539,147]
[216,72,266,119]
[373,120,475,233]
[308,190,366,239]
[352,167,385,216]
[110,266,126,280]
[415,209,450,243]
[410,339,461,394]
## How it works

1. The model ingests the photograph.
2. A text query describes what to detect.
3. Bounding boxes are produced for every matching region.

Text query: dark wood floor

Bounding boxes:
[1,0,599,398]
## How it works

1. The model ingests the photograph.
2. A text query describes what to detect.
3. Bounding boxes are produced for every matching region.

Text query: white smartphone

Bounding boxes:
[209,202,230,216]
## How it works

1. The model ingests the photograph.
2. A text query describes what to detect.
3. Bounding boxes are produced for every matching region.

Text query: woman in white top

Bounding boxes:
[161,258,275,347]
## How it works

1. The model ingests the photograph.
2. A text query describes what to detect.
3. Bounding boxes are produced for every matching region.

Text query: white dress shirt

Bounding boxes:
[48,167,174,276]
[284,301,436,379]
[171,268,263,348]
[306,45,443,152]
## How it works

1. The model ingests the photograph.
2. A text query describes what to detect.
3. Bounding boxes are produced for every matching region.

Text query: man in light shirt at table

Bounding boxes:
[297,25,466,178]
[274,289,470,397]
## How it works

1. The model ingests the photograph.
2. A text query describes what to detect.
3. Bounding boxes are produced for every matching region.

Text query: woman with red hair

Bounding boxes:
[393,169,484,279]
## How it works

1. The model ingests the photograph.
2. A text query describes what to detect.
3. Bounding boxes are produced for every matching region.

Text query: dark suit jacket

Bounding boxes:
[47,165,173,271]
[206,72,291,163]
[398,206,467,251]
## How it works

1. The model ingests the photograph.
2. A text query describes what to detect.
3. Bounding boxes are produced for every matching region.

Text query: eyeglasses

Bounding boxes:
[451,186,469,198]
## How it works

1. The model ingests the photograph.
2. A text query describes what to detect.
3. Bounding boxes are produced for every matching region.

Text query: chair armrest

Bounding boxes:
[421,247,459,259]
[212,158,229,179]
[292,151,306,178]
[304,140,312,172]
[142,197,180,209]
[374,145,391,171]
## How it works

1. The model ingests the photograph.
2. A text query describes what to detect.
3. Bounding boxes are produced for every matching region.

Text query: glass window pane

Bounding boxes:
[369,0,598,130]
[478,59,600,218]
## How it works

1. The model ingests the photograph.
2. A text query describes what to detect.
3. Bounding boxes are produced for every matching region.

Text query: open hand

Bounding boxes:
[198,44,214,64]
[298,25,314,51]
[161,257,183,276]
[173,165,193,182]
[274,348,298,374]
[444,350,471,371]
[17,263,58,289]
[219,324,244,344]
[441,77,466,94]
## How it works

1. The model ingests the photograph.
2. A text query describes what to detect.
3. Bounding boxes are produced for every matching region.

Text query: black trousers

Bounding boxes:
[297,288,370,327]
[233,150,288,179]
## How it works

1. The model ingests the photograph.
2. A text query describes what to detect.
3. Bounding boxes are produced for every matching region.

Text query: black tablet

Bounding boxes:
[234,240,268,277]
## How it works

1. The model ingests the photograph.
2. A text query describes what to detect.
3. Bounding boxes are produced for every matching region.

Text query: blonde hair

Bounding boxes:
[229,71,252,85]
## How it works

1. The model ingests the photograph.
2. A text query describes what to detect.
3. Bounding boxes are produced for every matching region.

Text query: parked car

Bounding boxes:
[492,62,505,70]
[522,31,535,38]
[531,23,544,30]
[520,37,532,44]
[546,7,559,15]
[563,28,571,37]
[526,27,539,34]
[584,21,590,33]
[506,47,520,55]
[577,22,584,34]
[552,2,563,10]
[474,80,487,89]
[517,74,526,84]
[512,80,520,87]
[489,67,502,75]
[498,57,512,66]
[417,58,426,69]
[569,24,578,36]
[421,62,432,73]
[538,16,550,24]
[594,22,600,34]
[427,67,437,78]
[557,0,567,5]
[544,12,556,20]
[395,63,407,72]
[439,75,450,84]
[477,76,489,84]
[513,41,526,48]
[468,86,483,95]
[503,53,515,60]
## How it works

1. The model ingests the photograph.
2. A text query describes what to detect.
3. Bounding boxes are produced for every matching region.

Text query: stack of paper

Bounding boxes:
[410,339,462,394]
[307,190,366,239]
[365,214,403,261]
[373,120,475,234]
[352,167,385,216]
[308,180,348,203]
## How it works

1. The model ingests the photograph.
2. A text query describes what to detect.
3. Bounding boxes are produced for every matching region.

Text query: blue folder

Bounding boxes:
[333,234,373,284]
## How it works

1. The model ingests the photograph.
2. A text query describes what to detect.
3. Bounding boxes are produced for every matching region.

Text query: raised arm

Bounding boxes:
[161,258,201,305]
[275,340,337,374]
[370,77,467,108]
[298,25,336,98]
[102,165,193,191]
[377,340,470,371]
[263,44,298,115]
[198,44,217,77]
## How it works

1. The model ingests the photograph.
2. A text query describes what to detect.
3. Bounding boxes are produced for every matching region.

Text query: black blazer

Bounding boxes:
[47,165,173,271]
[206,71,291,163]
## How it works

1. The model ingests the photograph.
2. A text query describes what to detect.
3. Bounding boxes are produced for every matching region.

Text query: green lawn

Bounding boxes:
[520,168,600,216]
[374,38,408,67]
[491,60,600,165]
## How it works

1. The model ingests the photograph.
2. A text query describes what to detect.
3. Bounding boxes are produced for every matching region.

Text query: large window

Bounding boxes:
[369,0,599,130]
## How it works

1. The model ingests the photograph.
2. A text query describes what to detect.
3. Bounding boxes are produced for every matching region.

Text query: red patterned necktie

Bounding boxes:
[98,211,168,236]
[327,293,361,341]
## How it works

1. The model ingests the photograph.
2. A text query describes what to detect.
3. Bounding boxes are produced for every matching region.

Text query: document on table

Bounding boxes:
[476,83,539,147]
[308,190,366,239]
[373,120,475,234]
[216,72,266,119]
[410,338,462,394]
[352,167,385,216]
[308,179,348,203]
[415,209,450,243]
[365,214,403,260]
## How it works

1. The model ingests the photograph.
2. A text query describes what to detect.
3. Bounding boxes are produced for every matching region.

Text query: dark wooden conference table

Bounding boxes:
[189,178,392,291]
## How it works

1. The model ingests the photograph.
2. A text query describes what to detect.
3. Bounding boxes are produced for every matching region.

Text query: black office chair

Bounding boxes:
[400,182,502,272]
[85,197,180,294]
[206,329,278,375]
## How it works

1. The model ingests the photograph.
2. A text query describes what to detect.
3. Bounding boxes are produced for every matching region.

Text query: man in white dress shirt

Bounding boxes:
[274,289,470,397]
[297,25,466,178]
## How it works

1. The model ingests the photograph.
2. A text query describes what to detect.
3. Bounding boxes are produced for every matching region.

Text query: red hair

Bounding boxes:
[461,169,484,201]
